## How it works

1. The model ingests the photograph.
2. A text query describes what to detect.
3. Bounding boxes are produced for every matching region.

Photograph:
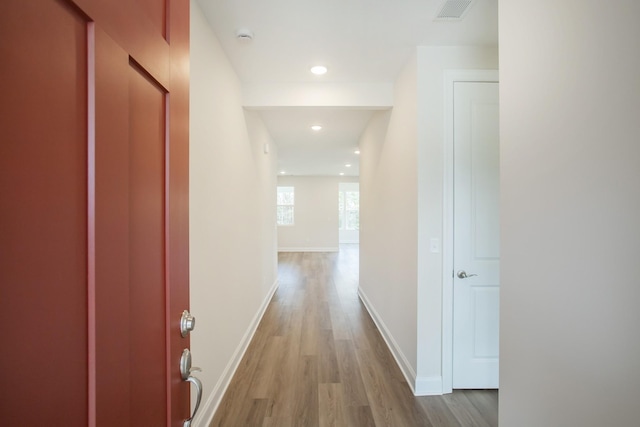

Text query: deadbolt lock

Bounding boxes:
[180,310,196,337]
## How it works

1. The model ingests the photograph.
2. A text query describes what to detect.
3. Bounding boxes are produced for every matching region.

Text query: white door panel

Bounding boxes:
[453,81,500,389]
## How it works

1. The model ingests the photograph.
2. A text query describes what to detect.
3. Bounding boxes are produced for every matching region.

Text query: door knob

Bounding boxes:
[180,348,203,427]
[180,310,196,337]
[457,270,478,279]
[183,375,202,427]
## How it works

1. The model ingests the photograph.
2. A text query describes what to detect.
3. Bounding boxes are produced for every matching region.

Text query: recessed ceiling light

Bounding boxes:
[310,65,328,75]
[339,172,345,176]
[280,171,286,175]
[311,125,322,131]
[345,164,352,168]
[354,150,361,155]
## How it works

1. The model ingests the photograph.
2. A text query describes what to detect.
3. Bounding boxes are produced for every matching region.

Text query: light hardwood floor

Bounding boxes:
[211,245,498,427]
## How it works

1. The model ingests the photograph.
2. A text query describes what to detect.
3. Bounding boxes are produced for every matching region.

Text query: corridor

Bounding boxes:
[211,246,498,426]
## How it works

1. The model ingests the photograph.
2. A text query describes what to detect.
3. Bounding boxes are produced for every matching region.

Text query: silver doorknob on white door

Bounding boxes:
[457,270,478,279]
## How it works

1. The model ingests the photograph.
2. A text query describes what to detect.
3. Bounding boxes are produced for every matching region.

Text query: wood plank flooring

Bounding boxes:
[210,246,498,427]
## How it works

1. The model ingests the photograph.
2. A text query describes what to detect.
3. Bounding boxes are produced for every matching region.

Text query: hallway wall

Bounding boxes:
[499,0,640,425]
[189,2,278,424]
[359,46,498,394]
[359,53,419,388]
[277,175,338,251]
[277,176,357,251]
[416,46,498,393]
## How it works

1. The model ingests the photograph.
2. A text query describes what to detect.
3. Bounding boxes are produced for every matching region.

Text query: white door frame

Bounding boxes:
[442,69,499,394]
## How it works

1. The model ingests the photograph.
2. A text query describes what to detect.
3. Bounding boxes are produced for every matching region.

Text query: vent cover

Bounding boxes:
[435,0,475,20]
[236,28,254,42]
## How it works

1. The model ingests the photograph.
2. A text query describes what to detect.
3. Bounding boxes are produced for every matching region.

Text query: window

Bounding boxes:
[277,186,294,225]
[338,190,359,230]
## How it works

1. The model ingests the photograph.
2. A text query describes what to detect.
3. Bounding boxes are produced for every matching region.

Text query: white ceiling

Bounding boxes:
[197,0,498,176]
[260,108,376,176]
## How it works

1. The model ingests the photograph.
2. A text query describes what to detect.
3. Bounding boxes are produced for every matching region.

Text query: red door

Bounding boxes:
[0,1,190,426]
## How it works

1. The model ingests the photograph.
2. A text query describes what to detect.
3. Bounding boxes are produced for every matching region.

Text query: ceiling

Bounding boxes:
[196,0,498,176]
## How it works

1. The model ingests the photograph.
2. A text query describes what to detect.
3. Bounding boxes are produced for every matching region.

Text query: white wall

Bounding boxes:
[499,1,640,426]
[416,46,498,393]
[189,2,278,425]
[359,53,419,388]
[277,176,350,252]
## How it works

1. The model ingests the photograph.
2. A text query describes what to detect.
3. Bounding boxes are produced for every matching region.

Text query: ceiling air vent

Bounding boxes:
[435,0,475,21]
[236,28,254,42]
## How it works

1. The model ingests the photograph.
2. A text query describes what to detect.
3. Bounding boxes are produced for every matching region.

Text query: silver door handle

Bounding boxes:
[457,270,478,279]
[183,375,202,427]
[180,348,203,427]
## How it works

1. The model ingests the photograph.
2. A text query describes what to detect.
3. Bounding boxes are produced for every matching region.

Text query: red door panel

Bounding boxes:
[73,0,171,89]
[1,1,189,426]
[128,63,168,427]
[92,24,131,426]
[0,1,89,424]
[136,0,168,39]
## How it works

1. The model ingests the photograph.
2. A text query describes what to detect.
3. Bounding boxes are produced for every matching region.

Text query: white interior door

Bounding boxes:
[452,81,500,389]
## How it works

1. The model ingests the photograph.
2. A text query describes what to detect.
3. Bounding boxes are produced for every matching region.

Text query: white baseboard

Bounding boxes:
[357,287,418,395]
[194,279,279,427]
[415,375,443,396]
[277,247,339,252]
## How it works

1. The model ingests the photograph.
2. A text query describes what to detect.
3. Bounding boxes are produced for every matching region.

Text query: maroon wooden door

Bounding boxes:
[0,1,190,426]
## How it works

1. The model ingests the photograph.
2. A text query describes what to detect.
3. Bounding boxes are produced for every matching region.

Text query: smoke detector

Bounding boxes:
[434,0,476,21]
[236,29,254,42]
